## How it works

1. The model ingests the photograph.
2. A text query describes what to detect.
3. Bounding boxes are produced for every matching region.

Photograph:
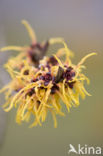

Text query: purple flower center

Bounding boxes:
[63,67,75,81]
[44,73,52,82]
[39,72,52,86]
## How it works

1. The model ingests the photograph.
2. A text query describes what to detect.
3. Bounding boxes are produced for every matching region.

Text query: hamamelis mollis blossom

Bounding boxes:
[0,20,97,128]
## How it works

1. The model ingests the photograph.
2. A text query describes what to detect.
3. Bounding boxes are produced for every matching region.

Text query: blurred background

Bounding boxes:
[0,0,103,156]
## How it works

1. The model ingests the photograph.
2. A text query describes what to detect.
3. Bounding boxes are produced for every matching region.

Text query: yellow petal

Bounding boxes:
[22,20,36,43]
[0,46,22,52]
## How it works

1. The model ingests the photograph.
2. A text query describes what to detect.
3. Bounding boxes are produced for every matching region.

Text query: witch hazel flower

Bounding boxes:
[0,21,97,128]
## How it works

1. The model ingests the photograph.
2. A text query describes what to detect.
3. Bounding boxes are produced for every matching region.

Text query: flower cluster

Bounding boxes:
[0,20,96,127]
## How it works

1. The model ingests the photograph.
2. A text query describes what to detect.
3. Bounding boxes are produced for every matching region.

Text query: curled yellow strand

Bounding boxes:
[0,46,23,52]
[53,54,64,68]
[22,20,36,43]
[77,52,97,68]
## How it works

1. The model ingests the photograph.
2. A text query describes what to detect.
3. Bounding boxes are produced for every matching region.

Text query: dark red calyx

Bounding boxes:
[23,69,29,75]
[28,41,49,65]
[40,72,52,86]
[43,73,52,81]
[48,56,58,66]
[63,67,75,81]
[26,88,35,97]
[51,84,59,94]
[31,78,38,83]
[67,81,76,89]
